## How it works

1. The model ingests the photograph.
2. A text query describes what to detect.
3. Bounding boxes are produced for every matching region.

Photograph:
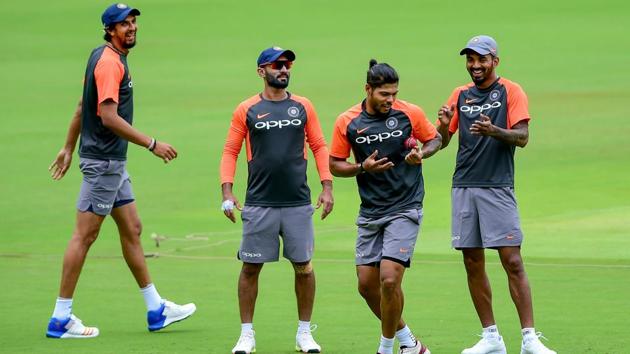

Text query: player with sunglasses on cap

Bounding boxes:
[220,46,334,354]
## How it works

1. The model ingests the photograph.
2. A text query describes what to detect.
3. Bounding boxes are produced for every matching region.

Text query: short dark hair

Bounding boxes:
[103,25,115,42]
[366,59,399,88]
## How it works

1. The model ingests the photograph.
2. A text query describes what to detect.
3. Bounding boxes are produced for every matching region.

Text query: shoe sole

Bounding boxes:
[295,346,320,353]
[149,306,196,332]
[46,331,99,339]
[233,349,256,354]
[462,351,506,354]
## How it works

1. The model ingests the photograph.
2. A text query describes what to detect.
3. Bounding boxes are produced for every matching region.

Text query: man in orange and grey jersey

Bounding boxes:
[46,3,195,339]
[437,35,556,354]
[220,46,333,354]
[330,60,441,354]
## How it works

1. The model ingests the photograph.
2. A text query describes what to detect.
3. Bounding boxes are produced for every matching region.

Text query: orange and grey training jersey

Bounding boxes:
[79,45,134,160]
[330,100,438,218]
[220,93,332,207]
[440,77,530,187]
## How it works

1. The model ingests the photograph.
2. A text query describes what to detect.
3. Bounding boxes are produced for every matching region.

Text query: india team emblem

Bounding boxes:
[287,106,300,118]
[385,117,398,129]
[117,3,128,9]
[490,90,500,101]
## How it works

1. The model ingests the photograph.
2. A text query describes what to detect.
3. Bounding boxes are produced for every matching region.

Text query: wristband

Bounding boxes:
[359,161,365,174]
[148,138,157,151]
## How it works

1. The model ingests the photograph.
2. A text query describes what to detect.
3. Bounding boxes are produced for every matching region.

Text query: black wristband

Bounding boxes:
[359,161,364,174]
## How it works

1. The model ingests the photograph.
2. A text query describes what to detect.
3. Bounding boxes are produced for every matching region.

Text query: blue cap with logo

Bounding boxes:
[102,3,141,27]
[460,35,498,56]
[257,46,296,66]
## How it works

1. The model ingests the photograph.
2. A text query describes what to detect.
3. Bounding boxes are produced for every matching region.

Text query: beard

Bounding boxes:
[265,72,290,89]
[123,40,136,49]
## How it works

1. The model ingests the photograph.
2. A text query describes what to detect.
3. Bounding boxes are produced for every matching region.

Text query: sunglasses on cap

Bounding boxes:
[261,60,293,70]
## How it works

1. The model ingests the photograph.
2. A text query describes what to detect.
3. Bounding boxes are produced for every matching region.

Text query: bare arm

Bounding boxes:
[99,100,178,162]
[404,133,442,165]
[329,150,394,177]
[437,104,455,149]
[471,114,529,147]
[49,99,82,180]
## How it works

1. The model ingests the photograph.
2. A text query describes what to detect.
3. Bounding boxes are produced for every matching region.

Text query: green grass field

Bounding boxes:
[1,0,629,353]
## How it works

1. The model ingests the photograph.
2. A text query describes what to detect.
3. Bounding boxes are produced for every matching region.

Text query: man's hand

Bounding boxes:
[362,150,394,173]
[151,141,178,163]
[470,114,496,136]
[49,148,73,180]
[404,145,423,165]
[438,104,455,127]
[221,194,242,223]
[315,181,333,220]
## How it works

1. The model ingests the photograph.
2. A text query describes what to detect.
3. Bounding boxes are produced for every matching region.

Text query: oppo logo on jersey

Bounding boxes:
[254,119,302,130]
[460,101,502,114]
[355,130,403,144]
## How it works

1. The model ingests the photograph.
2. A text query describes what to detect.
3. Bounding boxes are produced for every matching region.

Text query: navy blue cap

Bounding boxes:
[460,35,498,56]
[257,46,296,66]
[102,3,141,27]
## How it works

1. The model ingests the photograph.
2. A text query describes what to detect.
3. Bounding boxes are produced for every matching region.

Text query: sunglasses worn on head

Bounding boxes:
[263,61,293,70]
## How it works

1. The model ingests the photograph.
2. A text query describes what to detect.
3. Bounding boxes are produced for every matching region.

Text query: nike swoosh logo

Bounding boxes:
[256,113,271,119]
[357,127,369,134]
[465,98,477,104]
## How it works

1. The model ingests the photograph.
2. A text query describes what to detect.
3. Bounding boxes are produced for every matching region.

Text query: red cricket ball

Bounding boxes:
[404,136,418,149]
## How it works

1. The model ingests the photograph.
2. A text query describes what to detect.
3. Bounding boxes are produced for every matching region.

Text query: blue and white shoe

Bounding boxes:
[147,300,196,331]
[46,314,99,339]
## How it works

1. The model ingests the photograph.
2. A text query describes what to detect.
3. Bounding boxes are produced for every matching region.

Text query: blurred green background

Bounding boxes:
[1,0,628,352]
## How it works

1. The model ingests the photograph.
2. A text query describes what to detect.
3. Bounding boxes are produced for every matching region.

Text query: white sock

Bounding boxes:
[52,297,73,319]
[298,320,311,333]
[522,327,536,338]
[378,335,395,354]
[396,325,417,348]
[483,324,500,338]
[241,323,253,333]
[140,283,163,311]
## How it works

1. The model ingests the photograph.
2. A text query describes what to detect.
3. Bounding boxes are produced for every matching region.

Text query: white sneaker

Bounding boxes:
[147,300,196,331]
[520,332,556,354]
[462,334,507,354]
[296,330,321,353]
[46,314,99,339]
[232,330,256,354]
[400,340,431,354]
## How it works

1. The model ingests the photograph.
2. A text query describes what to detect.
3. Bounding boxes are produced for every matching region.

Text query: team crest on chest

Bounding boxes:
[490,90,500,101]
[287,106,300,118]
[385,117,398,129]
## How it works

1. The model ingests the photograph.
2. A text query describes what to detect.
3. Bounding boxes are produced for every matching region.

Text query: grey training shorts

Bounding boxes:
[355,209,423,268]
[238,204,315,263]
[77,158,135,216]
[451,187,523,249]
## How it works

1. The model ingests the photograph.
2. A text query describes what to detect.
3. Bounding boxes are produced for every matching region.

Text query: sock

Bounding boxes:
[483,324,500,338]
[298,320,311,333]
[241,323,253,333]
[396,325,417,348]
[52,297,73,319]
[522,327,536,338]
[140,283,163,311]
[378,335,395,354]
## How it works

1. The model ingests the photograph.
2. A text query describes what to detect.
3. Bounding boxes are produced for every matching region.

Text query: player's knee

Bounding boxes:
[380,275,401,293]
[241,263,263,278]
[131,221,142,237]
[503,255,524,274]
[72,228,99,246]
[293,261,313,276]
[463,255,484,272]
[357,280,374,299]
